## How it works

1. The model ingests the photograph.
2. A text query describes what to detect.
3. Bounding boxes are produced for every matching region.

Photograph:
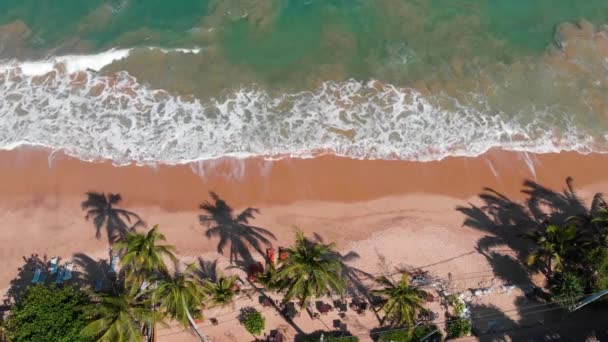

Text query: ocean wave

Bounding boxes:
[0,55,603,166]
[0,47,201,76]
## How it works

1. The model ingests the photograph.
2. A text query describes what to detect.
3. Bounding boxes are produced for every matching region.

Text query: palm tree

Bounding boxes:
[82,192,144,244]
[199,192,275,265]
[154,266,208,342]
[372,273,429,327]
[114,225,177,292]
[81,292,157,342]
[202,274,239,307]
[525,224,577,276]
[275,232,345,308]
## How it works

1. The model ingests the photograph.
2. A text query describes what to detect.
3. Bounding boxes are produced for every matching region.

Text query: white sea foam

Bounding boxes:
[0,47,201,76]
[0,60,604,166]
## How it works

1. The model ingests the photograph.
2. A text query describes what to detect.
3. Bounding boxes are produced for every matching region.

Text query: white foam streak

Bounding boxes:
[0,47,201,76]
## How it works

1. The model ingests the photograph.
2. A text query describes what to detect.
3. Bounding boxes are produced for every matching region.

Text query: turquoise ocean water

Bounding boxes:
[1,0,608,164]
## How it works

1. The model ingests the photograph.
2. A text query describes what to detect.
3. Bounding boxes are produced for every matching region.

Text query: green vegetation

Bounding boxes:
[81,292,155,342]
[274,231,346,307]
[4,285,92,342]
[525,224,577,276]
[446,317,472,339]
[445,295,471,338]
[550,271,585,307]
[202,274,239,307]
[114,224,177,292]
[372,273,429,327]
[153,267,207,341]
[239,307,265,336]
[376,324,441,342]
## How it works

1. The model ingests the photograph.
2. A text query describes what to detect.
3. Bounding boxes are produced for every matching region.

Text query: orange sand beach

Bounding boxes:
[1,147,608,341]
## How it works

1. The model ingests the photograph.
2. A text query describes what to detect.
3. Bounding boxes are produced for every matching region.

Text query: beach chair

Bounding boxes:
[63,262,73,281]
[49,257,59,275]
[94,276,104,291]
[31,267,42,284]
[55,268,65,284]
[109,254,119,273]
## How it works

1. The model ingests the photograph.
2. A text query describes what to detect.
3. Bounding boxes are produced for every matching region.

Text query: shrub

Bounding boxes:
[585,247,608,291]
[5,284,93,342]
[446,316,472,338]
[239,307,265,336]
[550,271,584,307]
[376,325,441,342]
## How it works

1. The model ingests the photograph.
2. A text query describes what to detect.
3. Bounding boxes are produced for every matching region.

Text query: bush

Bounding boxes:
[239,307,265,336]
[551,271,584,307]
[585,247,608,291]
[376,325,441,342]
[5,284,93,342]
[446,317,472,338]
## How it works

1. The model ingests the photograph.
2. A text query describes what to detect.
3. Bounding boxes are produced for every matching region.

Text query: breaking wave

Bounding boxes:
[0,47,605,165]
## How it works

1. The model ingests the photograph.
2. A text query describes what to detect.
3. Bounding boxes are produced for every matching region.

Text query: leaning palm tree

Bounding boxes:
[202,274,240,307]
[82,192,144,244]
[275,232,345,308]
[525,224,577,276]
[372,273,428,327]
[81,292,157,342]
[154,266,208,342]
[199,192,275,265]
[114,225,177,292]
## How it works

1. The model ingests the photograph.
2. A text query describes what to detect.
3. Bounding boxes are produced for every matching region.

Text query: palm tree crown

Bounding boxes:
[372,273,428,327]
[275,232,345,307]
[202,274,239,307]
[114,225,177,291]
[199,192,275,265]
[154,265,208,342]
[82,192,143,244]
[81,292,156,342]
[525,224,577,275]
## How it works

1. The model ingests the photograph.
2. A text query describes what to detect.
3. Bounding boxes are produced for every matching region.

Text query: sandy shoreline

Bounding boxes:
[2,147,608,340]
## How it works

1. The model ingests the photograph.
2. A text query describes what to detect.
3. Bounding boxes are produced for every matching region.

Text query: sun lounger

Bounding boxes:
[94,277,104,291]
[63,262,73,281]
[49,257,59,275]
[55,268,65,284]
[31,267,42,284]
[110,254,119,273]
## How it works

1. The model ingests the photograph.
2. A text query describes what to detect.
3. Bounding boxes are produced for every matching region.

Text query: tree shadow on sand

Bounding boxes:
[81,192,145,244]
[456,178,598,271]
[191,257,219,283]
[199,192,275,266]
[72,253,113,293]
[457,178,605,339]
[4,254,49,304]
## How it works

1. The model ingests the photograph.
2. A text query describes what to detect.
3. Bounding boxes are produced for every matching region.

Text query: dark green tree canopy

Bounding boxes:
[5,284,93,342]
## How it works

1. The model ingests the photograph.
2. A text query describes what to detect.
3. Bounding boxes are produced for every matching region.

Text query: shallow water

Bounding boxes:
[1,0,608,164]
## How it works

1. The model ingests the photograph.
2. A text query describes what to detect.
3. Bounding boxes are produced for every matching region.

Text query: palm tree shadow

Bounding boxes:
[4,254,49,304]
[192,257,219,283]
[81,192,145,244]
[469,303,518,341]
[458,178,601,275]
[522,177,590,225]
[72,253,111,292]
[199,192,275,266]
[311,233,382,323]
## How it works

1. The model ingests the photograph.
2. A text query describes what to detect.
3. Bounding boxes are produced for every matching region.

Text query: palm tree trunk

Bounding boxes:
[183,297,208,342]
